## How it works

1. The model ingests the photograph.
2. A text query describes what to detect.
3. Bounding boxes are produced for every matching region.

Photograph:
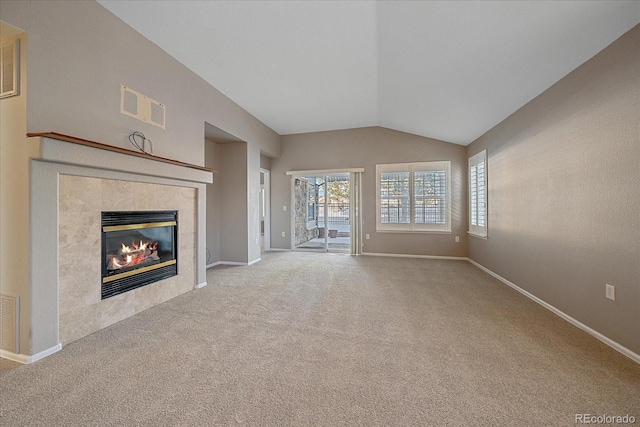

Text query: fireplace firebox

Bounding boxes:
[101,211,178,299]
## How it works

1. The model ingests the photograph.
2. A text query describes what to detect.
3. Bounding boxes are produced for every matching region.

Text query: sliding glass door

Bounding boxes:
[293,173,351,253]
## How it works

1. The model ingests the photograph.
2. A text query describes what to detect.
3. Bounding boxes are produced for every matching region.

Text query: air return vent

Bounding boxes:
[0,38,19,99]
[120,85,166,129]
[0,294,20,354]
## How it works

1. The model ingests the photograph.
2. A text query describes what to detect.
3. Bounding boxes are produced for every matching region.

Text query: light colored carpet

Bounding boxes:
[1,252,638,426]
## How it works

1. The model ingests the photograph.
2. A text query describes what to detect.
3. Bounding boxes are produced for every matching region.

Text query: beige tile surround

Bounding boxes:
[58,175,196,345]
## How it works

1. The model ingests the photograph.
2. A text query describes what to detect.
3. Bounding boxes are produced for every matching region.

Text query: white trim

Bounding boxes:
[467,259,640,365]
[286,168,364,176]
[194,282,208,289]
[290,177,295,249]
[376,230,452,234]
[268,248,291,252]
[468,150,487,237]
[295,247,350,254]
[376,161,451,233]
[362,252,467,261]
[467,231,488,239]
[260,169,271,252]
[206,258,261,267]
[206,262,221,268]
[361,252,639,364]
[210,261,248,266]
[1,343,62,364]
[0,350,28,364]
[37,136,212,184]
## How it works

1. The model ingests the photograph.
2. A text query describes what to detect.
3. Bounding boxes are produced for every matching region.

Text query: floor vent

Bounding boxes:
[0,294,20,353]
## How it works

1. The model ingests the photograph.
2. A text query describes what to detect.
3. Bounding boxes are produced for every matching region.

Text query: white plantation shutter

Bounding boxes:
[377,161,451,232]
[469,150,487,237]
[0,38,19,99]
[414,169,447,226]
[379,168,410,227]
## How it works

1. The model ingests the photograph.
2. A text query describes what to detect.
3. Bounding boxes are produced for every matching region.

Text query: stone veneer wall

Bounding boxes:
[58,175,196,345]
[294,178,319,246]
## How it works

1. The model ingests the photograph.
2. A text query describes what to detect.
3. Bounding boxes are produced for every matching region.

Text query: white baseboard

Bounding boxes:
[467,258,640,365]
[267,248,290,252]
[207,259,261,268]
[194,282,208,289]
[207,261,244,267]
[362,252,467,261]
[1,343,62,364]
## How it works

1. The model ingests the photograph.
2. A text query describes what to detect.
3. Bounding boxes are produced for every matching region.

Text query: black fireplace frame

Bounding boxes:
[101,210,178,299]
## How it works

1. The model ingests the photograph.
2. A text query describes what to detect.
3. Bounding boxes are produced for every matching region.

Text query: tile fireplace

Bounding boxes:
[10,134,212,364]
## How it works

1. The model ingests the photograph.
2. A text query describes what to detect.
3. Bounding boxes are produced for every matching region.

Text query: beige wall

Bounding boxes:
[205,141,221,265]
[271,127,468,256]
[218,143,249,263]
[3,0,637,359]
[1,0,280,163]
[260,154,271,170]
[0,0,279,357]
[0,28,32,351]
[198,137,261,267]
[204,140,261,265]
[467,25,640,354]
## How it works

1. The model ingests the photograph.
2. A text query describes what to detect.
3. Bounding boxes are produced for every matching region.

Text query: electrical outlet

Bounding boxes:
[605,284,615,301]
[455,236,460,243]
[281,231,285,237]
[366,234,370,240]
[283,205,287,211]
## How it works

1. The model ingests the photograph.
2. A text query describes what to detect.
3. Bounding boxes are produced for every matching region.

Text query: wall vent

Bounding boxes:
[0,38,20,99]
[120,85,166,129]
[0,294,20,353]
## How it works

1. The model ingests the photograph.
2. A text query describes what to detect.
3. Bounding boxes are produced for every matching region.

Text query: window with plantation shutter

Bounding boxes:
[376,161,451,232]
[468,150,487,237]
[0,38,19,99]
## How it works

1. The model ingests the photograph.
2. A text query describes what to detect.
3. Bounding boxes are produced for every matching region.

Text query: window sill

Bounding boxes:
[468,231,487,239]
[376,229,452,235]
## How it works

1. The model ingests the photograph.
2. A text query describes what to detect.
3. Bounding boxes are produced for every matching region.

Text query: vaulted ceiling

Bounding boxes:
[98,1,639,145]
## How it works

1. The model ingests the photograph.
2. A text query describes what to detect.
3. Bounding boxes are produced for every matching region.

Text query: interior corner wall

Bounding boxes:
[0,30,32,352]
[3,0,280,166]
[467,25,640,355]
[204,140,221,265]
[219,143,249,263]
[205,140,260,266]
[270,127,468,257]
[0,0,280,357]
[260,154,271,170]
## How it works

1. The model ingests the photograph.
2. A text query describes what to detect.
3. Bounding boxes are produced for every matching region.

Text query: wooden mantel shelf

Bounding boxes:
[27,132,218,173]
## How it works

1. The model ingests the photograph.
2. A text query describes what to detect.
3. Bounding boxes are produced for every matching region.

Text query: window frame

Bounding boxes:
[305,179,318,230]
[376,161,451,233]
[468,150,487,238]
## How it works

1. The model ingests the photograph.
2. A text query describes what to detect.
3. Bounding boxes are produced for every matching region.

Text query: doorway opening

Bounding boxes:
[260,169,270,252]
[293,173,351,253]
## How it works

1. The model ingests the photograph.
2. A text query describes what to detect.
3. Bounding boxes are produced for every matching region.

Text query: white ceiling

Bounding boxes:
[98,1,639,145]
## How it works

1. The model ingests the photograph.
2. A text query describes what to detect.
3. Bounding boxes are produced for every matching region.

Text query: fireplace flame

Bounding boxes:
[107,239,160,271]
